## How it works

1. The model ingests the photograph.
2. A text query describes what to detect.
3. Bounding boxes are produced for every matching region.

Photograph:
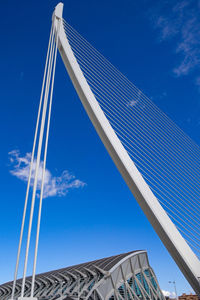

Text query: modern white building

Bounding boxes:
[0,251,164,300]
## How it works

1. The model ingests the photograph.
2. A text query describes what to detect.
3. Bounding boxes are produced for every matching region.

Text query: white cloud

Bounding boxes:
[162,290,176,298]
[126,90,143,107]
[8,150,86,198]
[148,0,200,78]
[127,99,138,107]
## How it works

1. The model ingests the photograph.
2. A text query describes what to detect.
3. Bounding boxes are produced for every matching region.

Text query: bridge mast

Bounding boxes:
[53,2,200,295]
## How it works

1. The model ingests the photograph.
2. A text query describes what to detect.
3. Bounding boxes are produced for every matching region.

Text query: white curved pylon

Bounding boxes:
[52,3,200,295]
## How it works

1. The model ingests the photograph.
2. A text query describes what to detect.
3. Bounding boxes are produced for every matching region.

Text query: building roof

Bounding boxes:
[0,250,165,300]
[2,250,140,286]
[38,250,139,275]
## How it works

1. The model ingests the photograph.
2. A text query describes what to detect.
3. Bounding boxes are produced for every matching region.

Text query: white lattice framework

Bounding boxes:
[0,251,164,300]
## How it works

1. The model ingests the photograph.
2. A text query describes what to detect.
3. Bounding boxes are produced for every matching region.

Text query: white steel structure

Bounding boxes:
[0,251,165,300]
[52,2,200,296]
[8,3,200,299]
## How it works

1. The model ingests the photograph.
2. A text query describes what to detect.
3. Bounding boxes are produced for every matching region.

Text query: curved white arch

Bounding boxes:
[109,251,146,274]
[52,3,200,295]
[89,251,162,300]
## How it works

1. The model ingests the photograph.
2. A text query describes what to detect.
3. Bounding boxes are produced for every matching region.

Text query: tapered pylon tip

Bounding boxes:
[54,2,63,20]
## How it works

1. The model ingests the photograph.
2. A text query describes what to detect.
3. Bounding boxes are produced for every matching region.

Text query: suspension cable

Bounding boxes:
[31,19,60,298]
[11,25,53,300]
[21,25,56,298]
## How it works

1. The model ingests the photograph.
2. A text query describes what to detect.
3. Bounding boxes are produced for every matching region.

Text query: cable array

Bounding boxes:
[11,20,59,300]
[63,20,200,258]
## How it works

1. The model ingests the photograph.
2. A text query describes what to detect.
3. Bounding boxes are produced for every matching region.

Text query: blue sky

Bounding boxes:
[0,0,200,297]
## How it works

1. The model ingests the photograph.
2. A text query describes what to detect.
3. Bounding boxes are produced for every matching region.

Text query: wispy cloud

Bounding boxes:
[126,90,143,107]
[162,290,176,298]
[148,0,200,78]
[19,71,24,81]
[8,150,86,198]
[127,99,138,107]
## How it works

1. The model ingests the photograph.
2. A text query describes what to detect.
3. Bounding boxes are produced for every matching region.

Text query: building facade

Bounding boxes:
[179,294,199,300]
[0,250,164,300]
